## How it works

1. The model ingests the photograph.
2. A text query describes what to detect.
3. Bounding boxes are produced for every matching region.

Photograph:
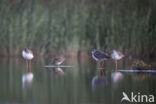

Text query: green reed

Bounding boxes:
[0,0,156,57]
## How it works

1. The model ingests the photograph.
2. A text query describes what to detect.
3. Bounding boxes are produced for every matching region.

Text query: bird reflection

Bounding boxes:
[22,72,34,88]
[50,67,64,76]
[92,70,108,90]
[111,72,123,84]
[22,61,34,88]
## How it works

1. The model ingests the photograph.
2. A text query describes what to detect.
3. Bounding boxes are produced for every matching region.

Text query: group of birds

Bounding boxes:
[22,48,65,71]
[91,49,124,71]
[22,48,124,71]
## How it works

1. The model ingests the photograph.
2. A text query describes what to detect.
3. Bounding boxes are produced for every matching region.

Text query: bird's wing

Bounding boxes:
[94,51,110,59]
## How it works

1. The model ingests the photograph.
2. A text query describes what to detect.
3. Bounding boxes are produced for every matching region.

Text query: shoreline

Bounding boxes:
[0,49,155,62]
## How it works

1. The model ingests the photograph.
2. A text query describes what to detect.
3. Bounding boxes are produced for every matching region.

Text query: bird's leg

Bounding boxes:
[99,61,101,69]
[99,61,103,69]
[98,69,104,76]
[98,62,101,76]
[101,61,104,69]
[115,60,118,71]
[98,69,101,76]
[26,60,28,72]
[101,69,104,76]
[98,61,104,76]
[29,60,31,72]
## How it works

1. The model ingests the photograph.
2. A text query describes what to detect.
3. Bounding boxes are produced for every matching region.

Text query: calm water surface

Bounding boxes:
[0,57,156,104]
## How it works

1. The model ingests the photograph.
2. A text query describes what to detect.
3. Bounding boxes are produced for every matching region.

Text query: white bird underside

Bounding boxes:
[111,50,124,60]
[56,62,62,65]
[22,50,34,60]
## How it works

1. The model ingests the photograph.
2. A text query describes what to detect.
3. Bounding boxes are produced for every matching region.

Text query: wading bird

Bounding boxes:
[51,56,65,66]
[111,50,124,71]
[91,49,110,69]
[22,48,34,72]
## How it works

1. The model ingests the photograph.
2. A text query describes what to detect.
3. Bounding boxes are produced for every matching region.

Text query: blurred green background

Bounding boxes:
[0,0,156,59]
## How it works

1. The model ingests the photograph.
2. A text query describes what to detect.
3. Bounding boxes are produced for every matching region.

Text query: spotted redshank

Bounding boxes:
[91,49,110,69]
[111,50,124,71]
[22,48,34,72]
[51,56,65,65]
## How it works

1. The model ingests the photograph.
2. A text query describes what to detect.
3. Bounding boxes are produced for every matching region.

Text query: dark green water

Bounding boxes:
[0,58,156,104]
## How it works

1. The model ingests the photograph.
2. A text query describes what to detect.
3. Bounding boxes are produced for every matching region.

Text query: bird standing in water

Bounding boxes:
[91,49,110,69]
[111,50,124,71]
[22,48,34,72]
[51,56,65,66]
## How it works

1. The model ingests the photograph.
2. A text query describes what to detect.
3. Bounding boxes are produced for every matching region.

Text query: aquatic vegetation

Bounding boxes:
[132,60,156,70]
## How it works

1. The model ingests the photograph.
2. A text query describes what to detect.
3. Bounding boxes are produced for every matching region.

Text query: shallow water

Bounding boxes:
[119,69,156,73]
[0,58,156,104]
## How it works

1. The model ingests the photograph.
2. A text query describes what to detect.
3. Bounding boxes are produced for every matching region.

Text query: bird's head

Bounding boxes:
[91,49,96,54]
[24,48,29,52]
[111,49,117,54]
